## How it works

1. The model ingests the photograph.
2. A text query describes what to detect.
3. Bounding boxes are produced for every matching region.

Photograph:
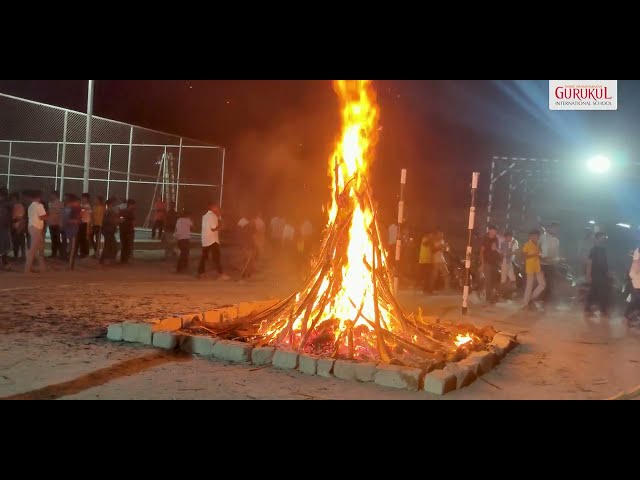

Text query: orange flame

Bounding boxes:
[322,80,387,335]
[454,334,473,348]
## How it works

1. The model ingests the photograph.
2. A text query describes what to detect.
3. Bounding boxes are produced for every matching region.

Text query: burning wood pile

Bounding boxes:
[197,80,493,369]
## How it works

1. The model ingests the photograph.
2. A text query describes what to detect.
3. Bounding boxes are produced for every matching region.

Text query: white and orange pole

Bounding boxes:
[462,172,480,315]
[394,168,407,295]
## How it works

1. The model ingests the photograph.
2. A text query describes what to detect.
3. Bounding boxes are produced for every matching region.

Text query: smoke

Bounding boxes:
[223,102,339,227]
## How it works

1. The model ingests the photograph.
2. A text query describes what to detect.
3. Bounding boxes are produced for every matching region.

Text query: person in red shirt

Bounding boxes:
[152,198,167,240]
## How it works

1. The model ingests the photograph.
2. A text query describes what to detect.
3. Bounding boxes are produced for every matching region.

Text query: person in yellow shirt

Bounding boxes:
[418,233,433,293]
[91,196,105,258]
[522,229,546,309]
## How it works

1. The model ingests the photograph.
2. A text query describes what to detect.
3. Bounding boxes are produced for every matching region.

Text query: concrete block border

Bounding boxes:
[105,302,518,396]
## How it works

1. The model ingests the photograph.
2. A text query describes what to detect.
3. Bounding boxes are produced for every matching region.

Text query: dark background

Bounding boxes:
[1,80,638,261]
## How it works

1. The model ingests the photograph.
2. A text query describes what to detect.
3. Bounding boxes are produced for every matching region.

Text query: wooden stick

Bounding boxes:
[372,242,391,363]
[331,329,347,358]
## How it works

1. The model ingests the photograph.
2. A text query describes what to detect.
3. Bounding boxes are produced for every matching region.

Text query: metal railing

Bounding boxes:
[0,92,225,219]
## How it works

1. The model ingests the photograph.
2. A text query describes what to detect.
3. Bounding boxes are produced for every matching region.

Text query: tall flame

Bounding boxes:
[324,80,387,334]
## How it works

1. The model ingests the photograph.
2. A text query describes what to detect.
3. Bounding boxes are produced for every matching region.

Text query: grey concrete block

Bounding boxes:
[273,349,299,370]
[152,331,179,350]
[444,363,477,389]
[299,354,319,375]
[423,370,458,395]
[466,350,497,375]
[492,332,516,351]
[334,360,358,381]
[251,346,276,365]
[122,321,156,345]
[212,340,253,362]
[354,362,378,382]
[107,323,123,341]
[374,364,424,391]
[180,313,202,328]
[203,306,239,324]
[317,358,335,378]
[158,316,182,331]
[237,299,280,317]
[180,335,217,356]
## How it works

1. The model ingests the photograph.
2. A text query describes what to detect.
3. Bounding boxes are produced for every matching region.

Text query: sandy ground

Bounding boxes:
[1,248,639,400]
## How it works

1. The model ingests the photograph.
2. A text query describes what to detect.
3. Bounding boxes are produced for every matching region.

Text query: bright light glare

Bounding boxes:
[616,223,631,229]
[587,155,611,173]
[588,220,596,224]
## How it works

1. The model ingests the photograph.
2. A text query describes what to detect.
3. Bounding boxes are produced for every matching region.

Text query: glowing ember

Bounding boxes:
[454,334,473,348]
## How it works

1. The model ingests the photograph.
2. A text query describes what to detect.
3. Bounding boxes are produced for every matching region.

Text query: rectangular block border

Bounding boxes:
[105,307,518,396]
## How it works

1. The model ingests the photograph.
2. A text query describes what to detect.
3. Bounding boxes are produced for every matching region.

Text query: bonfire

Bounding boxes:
[197,80,493,369]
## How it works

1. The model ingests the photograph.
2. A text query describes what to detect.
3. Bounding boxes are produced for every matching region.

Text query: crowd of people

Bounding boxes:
[385,218,640,324]
[0,187,148,273]
[478,222,640,323]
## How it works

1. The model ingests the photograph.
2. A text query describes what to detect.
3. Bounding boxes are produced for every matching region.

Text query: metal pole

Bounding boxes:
[175,138,183,210]
[506,173,512,230]
[125,126,133,199]
[54,143,60,191]
[462,172,480,315]
[106,144,112,199]
[219,147,226,207]
[60,111,68,196]
[394,168,407,295]
[83,80,95,193]
[486,158,496,229]
[6,142,11,189]
[162,146,168,202]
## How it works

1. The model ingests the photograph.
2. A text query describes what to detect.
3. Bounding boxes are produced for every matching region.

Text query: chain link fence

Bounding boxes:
[0,92,225,228]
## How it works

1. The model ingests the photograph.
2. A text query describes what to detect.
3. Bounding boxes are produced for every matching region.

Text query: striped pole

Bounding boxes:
[486,159,495,229]
[394,168,407,295]
[462,172,480,315]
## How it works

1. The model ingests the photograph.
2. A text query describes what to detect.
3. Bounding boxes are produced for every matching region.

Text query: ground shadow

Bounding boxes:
[1,351,190,400]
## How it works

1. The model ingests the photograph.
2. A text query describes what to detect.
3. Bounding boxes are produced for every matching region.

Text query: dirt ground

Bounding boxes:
[1,248,639,400]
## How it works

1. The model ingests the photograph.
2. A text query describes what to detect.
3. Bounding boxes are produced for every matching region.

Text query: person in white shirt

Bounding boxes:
[24,191,47,274]
[282,221,295,251]
[254,214,266,258]
[624,246,640,322]
[388,223,398,247]
[300,219,313,255]
[198,203,229,279]
[270,216,283,249]
[539,222,560,305]
[174,210,194,273]
[499,230,519,286]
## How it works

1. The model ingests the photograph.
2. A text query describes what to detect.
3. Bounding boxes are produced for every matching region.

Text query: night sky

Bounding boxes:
[1,80,639,233]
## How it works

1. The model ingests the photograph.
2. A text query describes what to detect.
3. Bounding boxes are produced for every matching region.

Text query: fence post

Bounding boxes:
[54,143,60,191]
[219,147,226,207]
[175,138,183,210]
[6,142,12,189]
[60,111,68,196]
[162,146,168,201]
[126,126,133,199]
[83,80,94,193]
[106,144,112,199]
